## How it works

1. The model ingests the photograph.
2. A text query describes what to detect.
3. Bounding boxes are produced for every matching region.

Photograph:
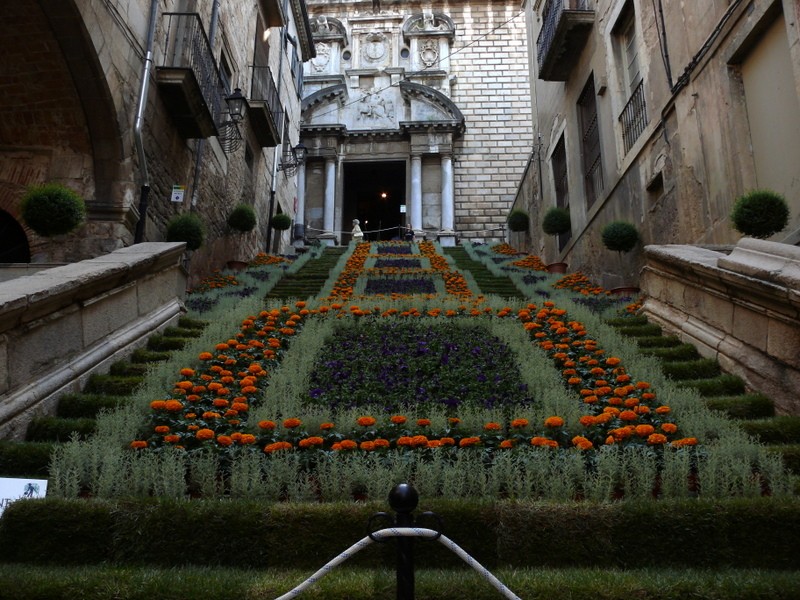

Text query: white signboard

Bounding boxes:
[171,185,186,203]
[0,478,48,517]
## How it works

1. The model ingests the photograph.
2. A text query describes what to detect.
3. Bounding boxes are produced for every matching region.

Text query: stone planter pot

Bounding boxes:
[546,262,568,274]
[226,260,249,272]
[610,286,640,296]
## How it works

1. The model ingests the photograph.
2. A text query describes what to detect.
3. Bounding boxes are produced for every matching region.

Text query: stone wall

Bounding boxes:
[641,239,800,415]
[0,243,187,439]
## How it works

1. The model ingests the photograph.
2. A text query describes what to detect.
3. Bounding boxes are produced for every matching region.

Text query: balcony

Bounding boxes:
[257,0,286,28]
[536,0,595,81]
[156,13,224,139]
[248,66,283,148]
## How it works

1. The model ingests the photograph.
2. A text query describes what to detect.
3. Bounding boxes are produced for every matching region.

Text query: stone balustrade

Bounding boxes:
[0,243,187,439]
[641,238,800,415]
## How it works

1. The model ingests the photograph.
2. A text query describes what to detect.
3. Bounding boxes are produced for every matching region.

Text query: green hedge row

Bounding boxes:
[1,498,798,570]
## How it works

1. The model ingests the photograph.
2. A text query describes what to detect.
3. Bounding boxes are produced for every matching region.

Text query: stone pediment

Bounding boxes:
[301,81,464,135]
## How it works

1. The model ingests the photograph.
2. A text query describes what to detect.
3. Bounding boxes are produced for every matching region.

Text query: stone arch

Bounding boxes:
[399,82,465,129]
[1,2,129,228]
[402,12,456,40]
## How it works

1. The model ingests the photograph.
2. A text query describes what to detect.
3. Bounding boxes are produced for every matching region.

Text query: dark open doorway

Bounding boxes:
[343,161,406,241]
[0,210,31,263]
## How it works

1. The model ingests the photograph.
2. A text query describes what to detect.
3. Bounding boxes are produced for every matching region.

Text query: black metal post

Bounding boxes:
[388,483,418,600]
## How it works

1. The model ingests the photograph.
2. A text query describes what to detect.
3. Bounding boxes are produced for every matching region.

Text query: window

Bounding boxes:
[614,5,647,153]
[551,135,572,250]
[577,75,603,207]
[219,51,233,94]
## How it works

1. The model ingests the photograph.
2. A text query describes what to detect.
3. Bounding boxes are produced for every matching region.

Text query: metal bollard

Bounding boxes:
[369,483,442,600]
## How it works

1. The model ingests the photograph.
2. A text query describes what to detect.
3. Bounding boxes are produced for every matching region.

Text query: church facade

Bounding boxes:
[297,0,532,245]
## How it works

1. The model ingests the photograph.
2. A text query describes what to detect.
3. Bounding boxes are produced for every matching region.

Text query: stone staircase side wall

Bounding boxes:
[640,239,800,415]
[0,243,187,439]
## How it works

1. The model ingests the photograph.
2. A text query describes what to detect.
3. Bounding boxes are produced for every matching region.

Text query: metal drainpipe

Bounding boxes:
[189,0,221,209]
[266,0,289,252]
[133,0,160,244]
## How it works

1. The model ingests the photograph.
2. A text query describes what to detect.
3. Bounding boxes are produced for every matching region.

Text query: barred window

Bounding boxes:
[577,75,603,207]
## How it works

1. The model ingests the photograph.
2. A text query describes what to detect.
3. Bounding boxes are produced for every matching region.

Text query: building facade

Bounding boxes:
[516,0,800,288]
[0,0,314,283]
[298,0,533,245]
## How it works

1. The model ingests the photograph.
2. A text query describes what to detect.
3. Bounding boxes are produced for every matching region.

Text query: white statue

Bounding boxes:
[352,219,364,242]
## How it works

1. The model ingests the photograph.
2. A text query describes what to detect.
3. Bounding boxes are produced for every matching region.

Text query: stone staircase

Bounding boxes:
[264,246,347,300]
[0,317,207,478]
[606,315,800,477]
[442,246,526,299]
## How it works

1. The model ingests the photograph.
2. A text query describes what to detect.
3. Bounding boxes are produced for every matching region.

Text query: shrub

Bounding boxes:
[20,183,86,237]
[601,221,639,253]
[506,209,530,233]
[541,207,571,236]
[166,213,205,250]
[270,213,292,230]
[730,189,789,238]
[226,204,257,233]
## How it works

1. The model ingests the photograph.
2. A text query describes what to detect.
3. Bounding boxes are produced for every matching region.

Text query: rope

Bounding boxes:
[304,225,508,238]
[273,527,521,600]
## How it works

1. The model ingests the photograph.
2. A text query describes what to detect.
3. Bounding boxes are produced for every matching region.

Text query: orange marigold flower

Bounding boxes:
[154,425,170,434]
[238,434,256,445]
[320,422,335,430]
[411,435,429,447]
[671,437,698,448]
[647,433,668,445]
[217,435,233,447]
[175,381,193,390]
[179,368,195,377]
[439,437,455,446]
[283,418,302,429]
[572,436,594,450]
[499,440,514,449]
[635,424,655,437]
[165,400,184,412]
[544,416,564,428]
[642,392,656,401]
[198,352,213,360]
[373,438,391,448]
[130,440,148,449]
[264,441,293,453]
[187,424,199,431]
[185,413,197,420]
[202,411,221,420]
[195,428,215,441]
[391,415,408,425]
[448,418,461,426]
[150,400,167,411]
[605,357,621,366]
[636,381,651,390]
[213,398,229,408]
[299,436,325,448]
[458,436,481,448]
[231,402,249,413]
[357,416,377,427]
[619,410,638,422]
[338,439,358,450]
[567,377,582,385]
[360,441,376,451]
[258,420,276,430]
[579,415,596,427]
[483,422,502,431]
[511,418,529,429]
[656,405,671,414]
[416,418,431,427]
[164,435,181,444]
[661,423,678,434]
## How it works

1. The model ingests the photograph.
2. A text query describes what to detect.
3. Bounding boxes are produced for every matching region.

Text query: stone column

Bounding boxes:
[439,152,456,246]
[322,157,336,246]
[410,153,422,233]
[293,161,306,247]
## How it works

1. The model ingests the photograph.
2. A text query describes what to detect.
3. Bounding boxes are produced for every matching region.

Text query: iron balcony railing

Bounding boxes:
[619,79,648,154]
[161,12,225,128]
[251,65,284,134]
[537,0,593,71]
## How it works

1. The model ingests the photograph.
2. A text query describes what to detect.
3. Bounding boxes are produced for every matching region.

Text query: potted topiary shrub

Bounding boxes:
[541,206,571,273]
[166,213,205,251]
[227,203,257,233]
[601,220,640,295]
[20,183,86,237]
[507,209,530,233]
[270,212,292,231]
[730,189,789,239]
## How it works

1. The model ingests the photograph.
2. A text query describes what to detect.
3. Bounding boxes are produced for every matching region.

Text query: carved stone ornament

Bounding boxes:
[361,32,387,63]
[311,42,331,72]
[356,87,395,126]
[419,40,439,67]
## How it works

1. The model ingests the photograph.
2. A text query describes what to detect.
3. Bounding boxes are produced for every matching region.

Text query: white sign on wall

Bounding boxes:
[171,185,186,203]
[0,478,48,517]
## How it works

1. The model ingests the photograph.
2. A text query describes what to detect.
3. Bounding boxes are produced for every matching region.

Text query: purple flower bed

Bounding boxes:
[376,245,413,255]
[306,322,532,413]
[364,278,437,295]
[374,258,422,268]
